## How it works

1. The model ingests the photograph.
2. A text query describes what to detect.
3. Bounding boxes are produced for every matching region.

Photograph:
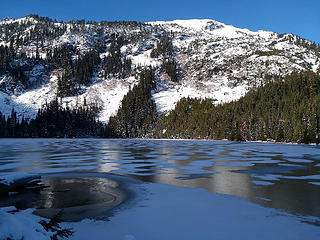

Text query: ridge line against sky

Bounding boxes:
[1,0,319,43]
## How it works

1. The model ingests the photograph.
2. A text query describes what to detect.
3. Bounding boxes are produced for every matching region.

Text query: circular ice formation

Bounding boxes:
[31,177,126,221]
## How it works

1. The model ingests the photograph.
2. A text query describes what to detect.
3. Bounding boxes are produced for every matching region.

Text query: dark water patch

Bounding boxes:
[0,173,141,222]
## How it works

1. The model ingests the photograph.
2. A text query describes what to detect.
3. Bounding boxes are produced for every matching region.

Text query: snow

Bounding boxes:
[76,77,138,123]
[256,30,274,39]
[5,182,318,240]
[0,73,138,123]
[149,19,252,39]
[0,206,17,212]
[0,172,39,185]
[149,19,274,40]
[210,25,243,38]
[152,87,191,114]
[0,16,320,124]
[152,80,249,114]
[0,208,53,240]
[148,19,223,31]
[131,49,161,68]
[0,91,38,120]
[63,182,320,240]
[273,41,301,51]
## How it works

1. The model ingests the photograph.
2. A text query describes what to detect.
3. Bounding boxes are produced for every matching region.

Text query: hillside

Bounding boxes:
[0,14,319,124]
[155,71,320,143]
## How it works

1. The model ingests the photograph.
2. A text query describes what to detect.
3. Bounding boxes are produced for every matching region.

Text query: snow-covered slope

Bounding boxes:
[0,16,319,122]
[149,19,319,112]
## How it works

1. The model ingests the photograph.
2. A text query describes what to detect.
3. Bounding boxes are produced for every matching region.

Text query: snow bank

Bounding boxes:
[0,208,53,240]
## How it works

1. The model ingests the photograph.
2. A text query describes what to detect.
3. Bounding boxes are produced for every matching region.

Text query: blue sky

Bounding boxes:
[1,0,319,43]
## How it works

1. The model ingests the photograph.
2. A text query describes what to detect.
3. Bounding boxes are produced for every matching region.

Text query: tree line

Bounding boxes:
[154,71,320,144]
[108,69,158,137]
[0,99,107,138]
[151,33,179,82]
[0,68,157,138]
[1,70,320,143]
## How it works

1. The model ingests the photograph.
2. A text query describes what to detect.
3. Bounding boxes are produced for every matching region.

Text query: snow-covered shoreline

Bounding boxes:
[0,207,55,240]
[2,180,320,240]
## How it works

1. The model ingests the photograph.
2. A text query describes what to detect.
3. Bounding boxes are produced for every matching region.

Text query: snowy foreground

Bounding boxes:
[0,207,55,240]
[2,180,320,240]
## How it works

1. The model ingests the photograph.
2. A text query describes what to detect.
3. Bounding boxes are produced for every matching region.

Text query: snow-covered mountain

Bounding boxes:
[0,15,319,122]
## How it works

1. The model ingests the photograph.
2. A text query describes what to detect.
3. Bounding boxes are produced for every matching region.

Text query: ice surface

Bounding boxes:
[0,139,320,239]
[256,197,272,202]
[309,182,320,186]
[64,182,320,240]
[219,161,254,167]
[251,174,282,181]
[252,180,275,186]
[0,172,40,185]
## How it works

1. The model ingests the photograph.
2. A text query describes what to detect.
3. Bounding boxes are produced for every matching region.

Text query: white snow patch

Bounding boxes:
[148,19,224,32]
[257,30,274,39]
[153,81,248,115]
[0,91,38,120]
[82,77,138,123]
[148,19,276,40]
[131,49,161,68]
[0,208,53,240]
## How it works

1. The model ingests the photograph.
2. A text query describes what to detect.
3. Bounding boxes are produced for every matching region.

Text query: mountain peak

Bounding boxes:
[148,19,225,31]
[147,19,273,39]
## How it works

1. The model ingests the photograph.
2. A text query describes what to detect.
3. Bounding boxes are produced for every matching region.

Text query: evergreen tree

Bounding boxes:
[155,71,320,144]
[108,69,157,137]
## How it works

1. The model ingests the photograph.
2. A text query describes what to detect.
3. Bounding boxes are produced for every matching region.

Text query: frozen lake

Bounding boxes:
[1,139,320,239]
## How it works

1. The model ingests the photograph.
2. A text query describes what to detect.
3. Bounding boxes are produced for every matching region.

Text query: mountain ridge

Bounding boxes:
[0,15,319,124]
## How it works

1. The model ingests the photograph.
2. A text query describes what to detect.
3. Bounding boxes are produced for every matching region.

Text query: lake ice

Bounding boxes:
[1,139,320,239]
